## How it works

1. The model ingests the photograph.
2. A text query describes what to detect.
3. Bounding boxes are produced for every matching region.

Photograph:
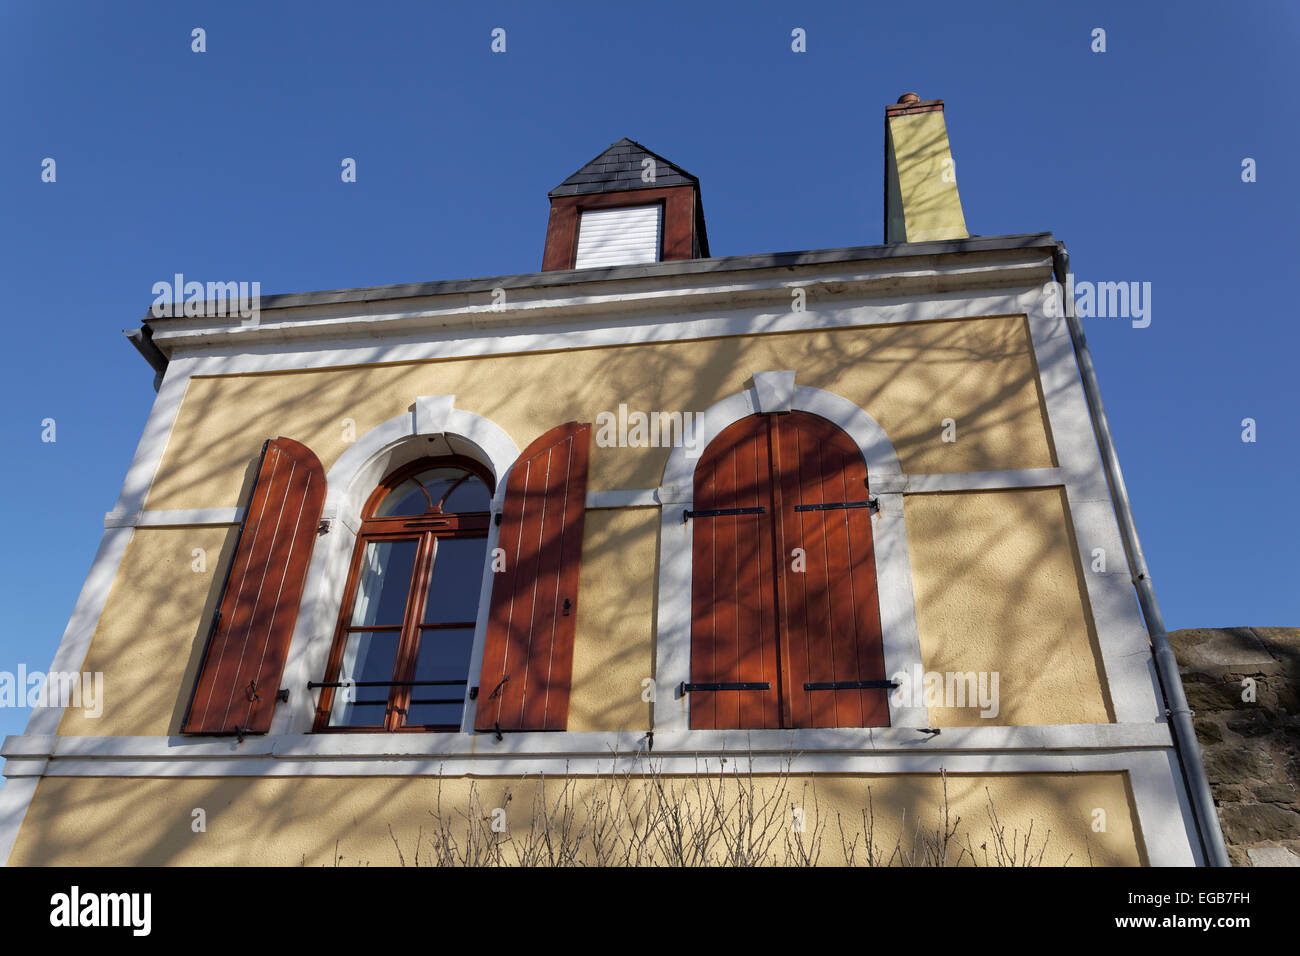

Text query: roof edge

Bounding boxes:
[139,233,1058,325]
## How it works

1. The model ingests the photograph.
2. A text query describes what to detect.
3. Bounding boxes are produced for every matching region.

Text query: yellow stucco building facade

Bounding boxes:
[0,99,1221,867]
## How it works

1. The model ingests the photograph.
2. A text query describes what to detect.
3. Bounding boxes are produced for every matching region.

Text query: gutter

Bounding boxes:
[1053,243,1231,867]
[125,325,167,392]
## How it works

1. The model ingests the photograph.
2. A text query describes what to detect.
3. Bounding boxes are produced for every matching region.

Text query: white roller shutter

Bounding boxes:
[573,204,662,268]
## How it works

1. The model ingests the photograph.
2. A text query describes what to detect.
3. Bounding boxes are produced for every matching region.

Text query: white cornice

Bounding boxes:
[145,250,1054,358]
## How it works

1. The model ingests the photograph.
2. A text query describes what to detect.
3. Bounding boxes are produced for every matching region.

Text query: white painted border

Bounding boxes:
[1021,287,1164,724]
[0,356,198,864]
[149,253,1055,369]
[882,468,1064,494]
[15,361,192,727]
[108,471,1062,528]
[105,507,243,529]
[0,778,40,867]
[586,489,659,509]
[273,398,520,736]
[3,722,1173,762]
[169,287,1050,378]
[654,376,929,732]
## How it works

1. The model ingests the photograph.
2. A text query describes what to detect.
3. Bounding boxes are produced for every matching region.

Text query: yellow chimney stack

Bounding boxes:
[884,92,969,243]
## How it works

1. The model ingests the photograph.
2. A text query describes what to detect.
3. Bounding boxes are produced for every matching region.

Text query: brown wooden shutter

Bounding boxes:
[689,415,782,730]
[771,412,888,729]
[475,422,591,732]
[689,412,888,730]
[183,437,327,735]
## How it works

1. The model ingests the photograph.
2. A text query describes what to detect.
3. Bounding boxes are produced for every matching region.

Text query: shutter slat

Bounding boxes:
[476,422,591,732]
[574,205,663,268]
[183,437,326,734]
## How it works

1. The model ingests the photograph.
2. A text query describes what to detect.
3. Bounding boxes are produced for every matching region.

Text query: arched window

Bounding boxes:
[313,457,493,731]
[688,411,890,730]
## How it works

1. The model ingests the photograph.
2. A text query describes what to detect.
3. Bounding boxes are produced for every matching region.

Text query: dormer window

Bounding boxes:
[542,138,709,271]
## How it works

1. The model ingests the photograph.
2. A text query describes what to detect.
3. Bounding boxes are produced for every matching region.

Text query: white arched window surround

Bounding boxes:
[272,395,519,736]
[653,371,929,733]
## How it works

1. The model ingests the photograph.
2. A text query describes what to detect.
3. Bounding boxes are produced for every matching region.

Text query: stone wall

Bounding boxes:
[1169,627,1300,866]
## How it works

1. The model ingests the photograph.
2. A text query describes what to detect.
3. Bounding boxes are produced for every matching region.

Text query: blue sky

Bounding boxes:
[1,0,1297,744]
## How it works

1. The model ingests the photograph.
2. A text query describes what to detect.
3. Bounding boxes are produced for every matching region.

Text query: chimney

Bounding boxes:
[542,138,709,271]
[884,93,969,244]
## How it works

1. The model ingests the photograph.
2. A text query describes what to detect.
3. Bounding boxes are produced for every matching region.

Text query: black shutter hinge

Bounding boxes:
[679,681,771,694]
[803,680,899,691]
[683,507,765,524]
[793,498,878,514]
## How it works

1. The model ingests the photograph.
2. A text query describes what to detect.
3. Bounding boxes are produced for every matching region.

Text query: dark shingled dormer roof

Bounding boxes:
[548,138,700,198]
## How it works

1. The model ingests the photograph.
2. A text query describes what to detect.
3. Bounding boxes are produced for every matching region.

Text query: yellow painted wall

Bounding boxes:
[55,315,1091,738]
[569,508,658,732]
[905,488,1113,726]
[58,525,239,737]
[9,771,1142,866]
[145,315,1054,510]
[56,511,661,738]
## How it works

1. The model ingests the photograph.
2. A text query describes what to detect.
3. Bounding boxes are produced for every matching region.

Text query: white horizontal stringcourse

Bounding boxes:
[103,469,1068,528]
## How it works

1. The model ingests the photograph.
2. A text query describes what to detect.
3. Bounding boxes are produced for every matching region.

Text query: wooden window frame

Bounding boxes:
[312,455,495,733]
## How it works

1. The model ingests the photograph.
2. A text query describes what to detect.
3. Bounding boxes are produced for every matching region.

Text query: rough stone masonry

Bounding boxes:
[1169,627,1300,866]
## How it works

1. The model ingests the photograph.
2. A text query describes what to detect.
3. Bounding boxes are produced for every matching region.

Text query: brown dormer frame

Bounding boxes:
[543,185,699,271]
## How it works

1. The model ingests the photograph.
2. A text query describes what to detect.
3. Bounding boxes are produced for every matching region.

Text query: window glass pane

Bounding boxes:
[375,479,430,517]
[411,468,469,510]
[441,474,490,513]
[406,627,474,726]
[349,539,418,626]
[423,537,488,623]
[328,630,400,727]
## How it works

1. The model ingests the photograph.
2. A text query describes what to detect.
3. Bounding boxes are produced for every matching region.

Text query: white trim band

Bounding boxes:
[3,723,1173,767]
